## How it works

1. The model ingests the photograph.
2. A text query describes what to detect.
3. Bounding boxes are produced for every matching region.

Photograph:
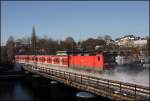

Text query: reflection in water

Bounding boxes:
[0,75,83,101]
[0,76,111,101]
[0,79,33,101]
[13,82,33,100]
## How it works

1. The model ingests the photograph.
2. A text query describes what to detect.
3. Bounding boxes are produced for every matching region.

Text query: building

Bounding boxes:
[115,35,135,47]
[115,35,147,47]
[15,42,31,48]
[15,41,31,54]
[106,39,115,45]
[133,39,147,47]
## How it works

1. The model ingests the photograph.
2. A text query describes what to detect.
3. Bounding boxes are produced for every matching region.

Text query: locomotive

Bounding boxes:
[15,50,116,71]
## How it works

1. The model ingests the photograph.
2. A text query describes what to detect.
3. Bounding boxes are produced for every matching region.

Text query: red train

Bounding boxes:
[15,51,116,71]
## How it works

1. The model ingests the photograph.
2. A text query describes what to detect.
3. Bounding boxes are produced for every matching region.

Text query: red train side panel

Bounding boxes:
[69,54,104,70]
[15,53,105,70]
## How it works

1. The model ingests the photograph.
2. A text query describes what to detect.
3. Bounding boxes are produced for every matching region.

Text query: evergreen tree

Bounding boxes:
[31,26,37,54]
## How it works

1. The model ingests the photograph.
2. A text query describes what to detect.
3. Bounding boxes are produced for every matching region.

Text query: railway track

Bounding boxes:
[20,63,149,101]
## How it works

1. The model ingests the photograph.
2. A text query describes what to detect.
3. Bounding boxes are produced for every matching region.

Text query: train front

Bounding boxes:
[103,51,117,69]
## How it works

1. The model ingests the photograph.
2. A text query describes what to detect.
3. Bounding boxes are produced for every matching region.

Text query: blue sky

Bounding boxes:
[1,1,149,45]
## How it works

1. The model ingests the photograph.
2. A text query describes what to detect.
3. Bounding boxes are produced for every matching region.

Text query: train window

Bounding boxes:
[35,57,38,61]
[54,58,59,63]
[41,57,45,61]
[39,57,42,61]
[97,56,100,61]
[62,59,67,64]
[56,58,60,63]
[47,58,52,62]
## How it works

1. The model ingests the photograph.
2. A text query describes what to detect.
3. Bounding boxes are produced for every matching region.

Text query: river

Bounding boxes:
[0,76,80,101]
[0,66,111,101]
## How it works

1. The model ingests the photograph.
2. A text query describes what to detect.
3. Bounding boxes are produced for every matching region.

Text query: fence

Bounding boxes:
[23,63,149,100]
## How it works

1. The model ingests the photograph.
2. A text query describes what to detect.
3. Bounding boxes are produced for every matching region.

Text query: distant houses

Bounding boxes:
[133,39,147,47]
[14,41,31,54]
[115,35,147,47]
[14,34,149,56]
[15,41,31,48]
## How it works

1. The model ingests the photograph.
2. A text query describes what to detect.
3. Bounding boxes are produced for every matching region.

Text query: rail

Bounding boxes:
[22,63,149,100]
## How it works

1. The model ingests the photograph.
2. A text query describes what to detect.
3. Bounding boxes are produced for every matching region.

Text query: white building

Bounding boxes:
[133,39,147,47]
[115,35,147,47]
[115,35,135,47]
[106,40,115,45]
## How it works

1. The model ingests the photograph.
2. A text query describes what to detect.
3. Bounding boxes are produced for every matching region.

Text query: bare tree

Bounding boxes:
[104,35,112,40]
[6,36,15,63]
[97,36,103,40]
[65,37,75,43]
[80,38,106,52]
[60,37,77,51]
